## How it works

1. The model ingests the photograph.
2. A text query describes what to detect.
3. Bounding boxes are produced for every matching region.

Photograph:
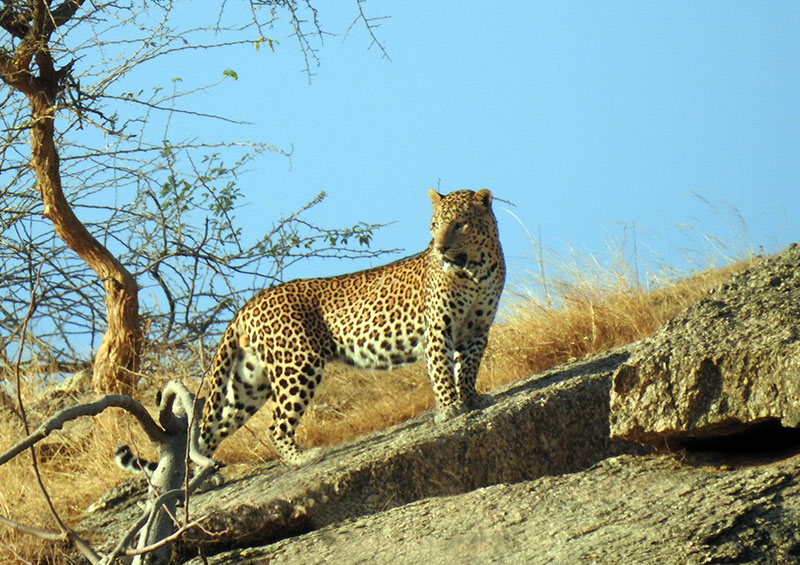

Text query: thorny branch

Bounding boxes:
[348,0,392,61]
[1,0,392,561]
[1,1,394,371]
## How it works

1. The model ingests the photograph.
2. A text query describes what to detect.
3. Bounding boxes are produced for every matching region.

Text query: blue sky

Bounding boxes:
[125,2,799,296]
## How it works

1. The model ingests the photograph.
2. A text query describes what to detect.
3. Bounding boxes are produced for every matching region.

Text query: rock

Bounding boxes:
[80,349,647,559]
[192,453,800,565]
[610,244,800,447]
[53,367,93,395]
[0,379,18,416]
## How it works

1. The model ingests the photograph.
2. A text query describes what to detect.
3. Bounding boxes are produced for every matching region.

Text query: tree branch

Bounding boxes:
[49,0,85,29]
[4,255,103,564]
[126,514,209,557]
[0,2,30,39]
[0,513,64,541]
[349,0,391,62]
[0,395,166,466]
[105,464,217,563]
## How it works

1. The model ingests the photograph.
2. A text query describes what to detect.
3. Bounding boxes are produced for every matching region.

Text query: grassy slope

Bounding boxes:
[0,258,753,563]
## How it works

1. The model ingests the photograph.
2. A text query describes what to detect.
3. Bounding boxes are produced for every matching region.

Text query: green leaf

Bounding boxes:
[254,37,278,52]
[222,69,238,80]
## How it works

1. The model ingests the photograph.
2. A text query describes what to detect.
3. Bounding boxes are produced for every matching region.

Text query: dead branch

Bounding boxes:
[0,514,64,542]
[104,464,218,564]
[158,380,216,470]
[349,0,392,61]
[0,395,166,466]
[0,379,215,563]
[125,514,209,557]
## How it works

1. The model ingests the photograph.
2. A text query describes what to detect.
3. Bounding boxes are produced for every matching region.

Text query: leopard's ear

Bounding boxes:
[474,189,492,207]
[428,189,443,204]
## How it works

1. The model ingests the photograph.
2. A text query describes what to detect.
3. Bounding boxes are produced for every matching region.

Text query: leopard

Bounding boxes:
[117,188,505,472]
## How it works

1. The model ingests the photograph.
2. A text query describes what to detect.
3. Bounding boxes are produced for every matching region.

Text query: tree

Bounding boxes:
[0,1,391,393]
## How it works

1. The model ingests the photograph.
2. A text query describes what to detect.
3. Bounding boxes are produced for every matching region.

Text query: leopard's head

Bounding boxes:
[428,188,499,275]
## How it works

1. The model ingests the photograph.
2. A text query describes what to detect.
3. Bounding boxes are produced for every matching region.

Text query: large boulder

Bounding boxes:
[610,244,800,447]
[193,453,800,565]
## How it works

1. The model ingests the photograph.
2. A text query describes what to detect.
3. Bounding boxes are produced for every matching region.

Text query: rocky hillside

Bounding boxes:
[82,244,800,564]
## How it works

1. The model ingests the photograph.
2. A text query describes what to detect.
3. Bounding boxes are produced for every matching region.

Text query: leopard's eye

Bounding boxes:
[431,222,439,230]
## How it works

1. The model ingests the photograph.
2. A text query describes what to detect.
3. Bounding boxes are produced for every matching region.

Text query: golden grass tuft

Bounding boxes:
[0,255,755,562]
[480,260,751,390]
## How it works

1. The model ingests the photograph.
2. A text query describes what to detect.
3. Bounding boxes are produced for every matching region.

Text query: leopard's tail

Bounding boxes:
[115,444,159,476]
[114,381,219,477]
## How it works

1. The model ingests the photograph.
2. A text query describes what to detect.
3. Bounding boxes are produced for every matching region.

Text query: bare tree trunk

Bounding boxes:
[28,92,141,394]
[2,1,141,393]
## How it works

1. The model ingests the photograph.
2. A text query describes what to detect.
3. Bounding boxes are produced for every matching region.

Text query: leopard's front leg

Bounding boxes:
[424,310,468,423]
[454,330,494,410]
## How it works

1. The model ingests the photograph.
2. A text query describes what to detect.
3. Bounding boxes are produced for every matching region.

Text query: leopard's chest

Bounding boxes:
[433,256,503,320]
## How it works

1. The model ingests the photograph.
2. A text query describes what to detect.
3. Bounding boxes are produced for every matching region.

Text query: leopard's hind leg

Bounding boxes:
[266,352,325,466]
[199,328,274,458]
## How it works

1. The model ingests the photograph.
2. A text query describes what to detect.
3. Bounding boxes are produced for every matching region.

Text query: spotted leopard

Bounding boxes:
[118,188,504,471]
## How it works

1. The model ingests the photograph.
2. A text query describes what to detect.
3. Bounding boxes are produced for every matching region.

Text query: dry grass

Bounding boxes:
[481,260,751,390]
[0,255,755,563]
[0,404,155,563]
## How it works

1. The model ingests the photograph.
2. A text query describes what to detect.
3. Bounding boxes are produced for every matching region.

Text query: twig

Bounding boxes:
[347,0,392,61]
[125,514,209,556]
[0,514,64,541]
[0,539,35,565]
[127,383,217,562]
[0,513,100,563]
[13,259,42,437]
[105,465,217,562]
[106,498,162,563]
